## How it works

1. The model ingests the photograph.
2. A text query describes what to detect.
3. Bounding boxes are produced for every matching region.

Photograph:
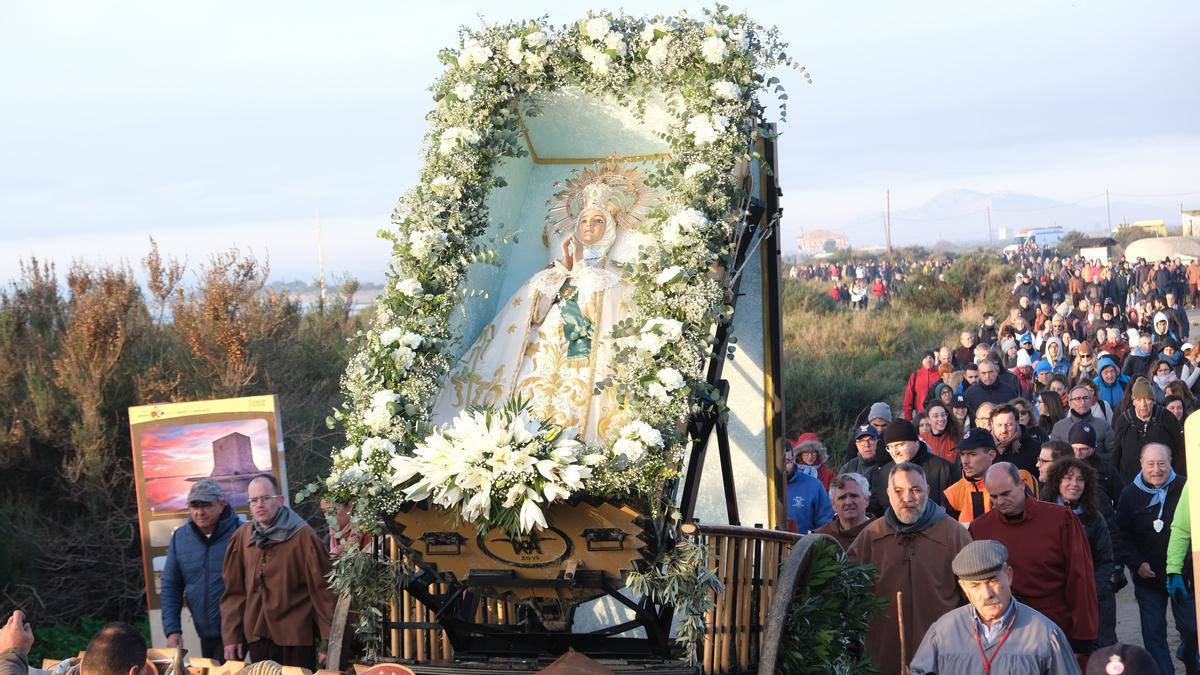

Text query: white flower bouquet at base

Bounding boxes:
[388,397,607,537]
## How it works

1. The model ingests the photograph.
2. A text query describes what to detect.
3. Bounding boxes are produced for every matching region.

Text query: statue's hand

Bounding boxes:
[560,238,575,271]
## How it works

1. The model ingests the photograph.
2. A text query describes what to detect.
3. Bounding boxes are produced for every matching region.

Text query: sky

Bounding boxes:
[2,1,1197,284]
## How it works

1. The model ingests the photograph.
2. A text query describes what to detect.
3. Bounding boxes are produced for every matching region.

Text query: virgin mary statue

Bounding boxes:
[431,164,653,445]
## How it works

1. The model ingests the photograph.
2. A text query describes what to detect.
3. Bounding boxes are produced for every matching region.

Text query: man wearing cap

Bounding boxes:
[161,480,243,659]
[841,424,885,483]
[1113,377,1185,482]
[903,351,941,420]
[1050,385,1115,455]
[908,540,1080,674]
[814,472,873,550]
[944,429,1037,525]
[848,462,972,675]
[970,463,1099,654]
[868,419,954,516]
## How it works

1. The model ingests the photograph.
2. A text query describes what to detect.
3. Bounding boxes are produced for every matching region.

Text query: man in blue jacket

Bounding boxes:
[161,479,242,659]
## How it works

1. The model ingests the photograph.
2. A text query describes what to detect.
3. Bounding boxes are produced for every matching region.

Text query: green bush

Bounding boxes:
[778,537,886,675]
[27,616,150,665]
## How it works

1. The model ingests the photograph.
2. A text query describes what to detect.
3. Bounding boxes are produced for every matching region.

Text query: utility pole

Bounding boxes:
[987,205,993,242]
[1106,189,1111,232]
[316,208,327,309]
[885,189,893,254]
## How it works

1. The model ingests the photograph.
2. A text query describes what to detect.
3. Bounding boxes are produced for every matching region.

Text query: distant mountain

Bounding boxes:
[830,189,1165,247]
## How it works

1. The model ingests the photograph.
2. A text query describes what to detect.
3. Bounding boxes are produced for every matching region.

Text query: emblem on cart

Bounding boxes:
[480,526,573,568]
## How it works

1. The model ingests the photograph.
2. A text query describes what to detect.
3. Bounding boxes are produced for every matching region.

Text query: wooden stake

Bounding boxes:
[897,590,908,670]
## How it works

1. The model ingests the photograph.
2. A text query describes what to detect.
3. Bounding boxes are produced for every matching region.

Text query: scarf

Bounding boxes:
[250,505,309,548]
[883,498,946,536]
[1055,496,1084,516]
[1133,469,1177,524]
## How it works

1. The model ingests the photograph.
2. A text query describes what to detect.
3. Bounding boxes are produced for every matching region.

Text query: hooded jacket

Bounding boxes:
[161,504,243,640]
[1112,404,1186,482]
[1094,356,1129,408]
[903,364,941,419]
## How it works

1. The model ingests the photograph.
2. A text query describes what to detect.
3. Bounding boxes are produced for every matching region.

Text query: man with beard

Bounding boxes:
[1050,386,1115,456]
[814,472,873,550]
[868,419,955,516]
[908,541,1080,675]
[848,463,973,675]
[221,475,335,669]
[989,404,1041,475]
[965,360,1019,416]
[970,463,1099,656]
[944,428,1036,525]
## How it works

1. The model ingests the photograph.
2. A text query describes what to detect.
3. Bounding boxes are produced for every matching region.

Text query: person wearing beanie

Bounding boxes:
[782,441,834,535]
[970,463,1100,657]
[903,351,941,420]
[1050,385,1115,456]
[866,419,955,516]
[867,401,893,436]
[909,540,1081,675]
[848,462,973,675]
[1093,354,1129,410]
[944,427,1036,525]
[1113,377,1186,482]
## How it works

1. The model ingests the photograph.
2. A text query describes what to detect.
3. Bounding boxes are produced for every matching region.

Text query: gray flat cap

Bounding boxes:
[187,479,226,504]
[952,540,1008,581]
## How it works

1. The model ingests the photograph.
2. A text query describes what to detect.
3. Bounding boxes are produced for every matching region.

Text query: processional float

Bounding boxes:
[317,10,820,674]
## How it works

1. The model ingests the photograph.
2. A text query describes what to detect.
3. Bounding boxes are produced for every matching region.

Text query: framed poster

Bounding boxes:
[129,395,286,611]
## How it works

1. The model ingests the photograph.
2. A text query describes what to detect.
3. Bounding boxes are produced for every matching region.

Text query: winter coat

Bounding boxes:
[908,601,1080,675]
[161,504,243,640]
[1093,357,1129,409]
[868,442,956,516]
[1049,411,1115,456]
[847,511,972,675]
[964,379,1020,416]
[903,365,941,419]
[1116,477,1191,590]
[1112,405,1186,483]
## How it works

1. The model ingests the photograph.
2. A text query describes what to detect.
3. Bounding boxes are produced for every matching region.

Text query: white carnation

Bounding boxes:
[525,31,547,48]
[646,382,669,400]
[711,80,742,101]
[379,327,405,346]
[584,17,610,41]
[657,367,685,391]
[640,22,671,43]
[620,420,664,448]
[430,175,456,194]
[409,229,447,258]
[655,266,684,285]
[457,38,493,68]
[453,81,475,100]
[642,317,684,342]
[613,437,645,463]
[398,331,423,349]
[396,278,424,296]
[337,445,360,462]
[523,50,545,72]
[683,163,712,180]
[438,126,481,155]
[580,44,611,74]
[701,35,728,63]
[392,346,415,371]
[638,331,668,354]
[662,207,709,247]
[370,389,398,409]
[361,437,397,457]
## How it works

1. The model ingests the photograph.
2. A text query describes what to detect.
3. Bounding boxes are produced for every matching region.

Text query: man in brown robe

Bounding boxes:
[221,475,335,669]
[848,462,973,675]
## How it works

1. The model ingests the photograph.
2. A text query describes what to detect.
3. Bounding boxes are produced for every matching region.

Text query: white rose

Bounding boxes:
[662,207,709,247]
[655,266,684,285]
[396,278,423,296]
[637,331,668,354]
[363,406,392,434]
[640,22,671,43]
[409,229,446,258]
[361,437,397,457]
[430,175,455,194]
[337,445,360,462]
[613,437,645,463]
[392,346,415,371]
[370,389,398,409]
[646,37,672,66]
[657,367,685,391]
[457,38,493,68]
[701,36,728,63]
[525,31,547,48]
[580,44,611,74]
[399,331,423,349]
[379,327,405,346]
[604,32,627,57]
[643,317,684,341]
[506,37,524,64]
[584,17,610,41]
[523,50,545,72]
[646,382,669,400]
[683,163,712,180]
[711,80,742,101]
[453,81,475,100]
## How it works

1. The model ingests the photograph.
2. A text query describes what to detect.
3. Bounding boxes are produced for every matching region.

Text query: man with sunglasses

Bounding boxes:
[221,475,335,669]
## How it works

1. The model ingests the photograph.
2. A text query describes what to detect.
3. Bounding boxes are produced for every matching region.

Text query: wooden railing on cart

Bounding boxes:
[379,526,803,674]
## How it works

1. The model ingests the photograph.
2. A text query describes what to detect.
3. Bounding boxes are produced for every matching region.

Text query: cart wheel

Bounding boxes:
[327,591,353,672]
[755,533,838,675]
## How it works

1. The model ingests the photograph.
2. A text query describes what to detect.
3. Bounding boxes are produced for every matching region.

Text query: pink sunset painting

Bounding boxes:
[139,418,273,512]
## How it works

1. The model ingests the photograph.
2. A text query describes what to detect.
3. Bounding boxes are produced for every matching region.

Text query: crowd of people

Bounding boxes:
[784,250,1198,674]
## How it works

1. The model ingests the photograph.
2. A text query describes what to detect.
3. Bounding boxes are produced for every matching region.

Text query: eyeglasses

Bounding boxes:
[1069,395,1090,402]
[248,495,281,505]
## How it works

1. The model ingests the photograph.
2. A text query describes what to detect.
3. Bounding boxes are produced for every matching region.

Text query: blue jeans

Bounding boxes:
[1134,582,1199,675]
